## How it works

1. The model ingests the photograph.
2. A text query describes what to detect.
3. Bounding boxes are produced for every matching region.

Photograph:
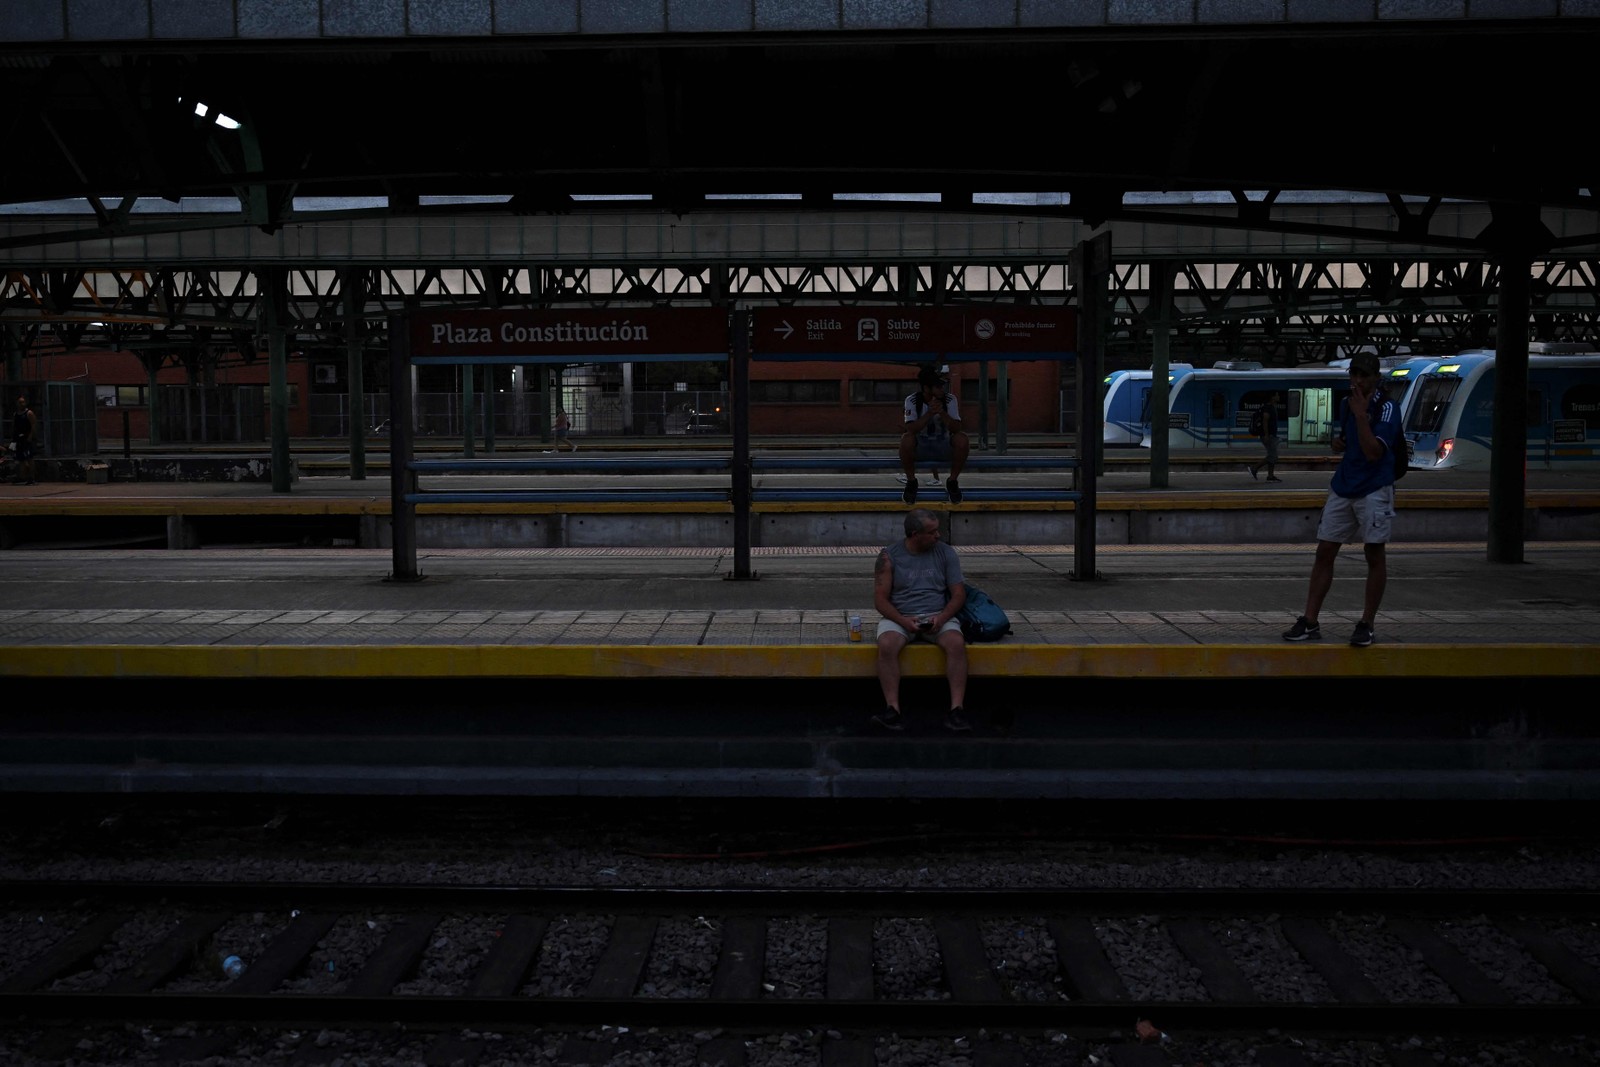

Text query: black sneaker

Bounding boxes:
[1350,620,1375,647]
[945,478,963,505]
[901,480,917,505]
[944,706,972,732]
[1247,465,1258,480]
[873,706,906,731]
[1282,616,1321,642]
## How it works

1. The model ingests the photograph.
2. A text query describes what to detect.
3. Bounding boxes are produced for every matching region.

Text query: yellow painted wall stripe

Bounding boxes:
[1,490,1594,519]
[0,644,1593,680]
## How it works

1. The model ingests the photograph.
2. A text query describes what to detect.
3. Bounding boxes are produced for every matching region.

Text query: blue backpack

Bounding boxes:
[956,582,1012,642]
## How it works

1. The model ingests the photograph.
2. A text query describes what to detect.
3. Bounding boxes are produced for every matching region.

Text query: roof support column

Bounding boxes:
[1485,203,1548,565]
[259,269,292,493]
[1071,233,1111,581]
[1147,261,1175,489]
[388,313,419,582]
[730,308,755,581]
[343,269,366,480]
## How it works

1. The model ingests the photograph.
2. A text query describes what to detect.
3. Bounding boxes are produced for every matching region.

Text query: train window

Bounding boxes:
[848,379,911,404]
[1384,377,1413,410]
[1209,391,1226,419]
[1527,390,1543,427]
[1241,390,1291,417]
[1562,384,1600,428]
[1407,377,1460,432]
[754,380,841,403]
[261,385,300,408]
[959,379,1002,403]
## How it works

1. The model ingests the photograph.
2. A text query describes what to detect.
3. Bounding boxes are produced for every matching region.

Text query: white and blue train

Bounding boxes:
[1401,345,1600,470]
[1381,356,1445,424]
[1152,362,1351,451]
[1101,364,1193,445]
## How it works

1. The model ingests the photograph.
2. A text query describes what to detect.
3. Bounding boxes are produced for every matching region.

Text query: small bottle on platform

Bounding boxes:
[848,614,862,641]
[215,953,245,980]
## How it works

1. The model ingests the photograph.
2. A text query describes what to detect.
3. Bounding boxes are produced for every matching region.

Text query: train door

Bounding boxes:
[1294,386,1336,445]
[1526,379,1551,467]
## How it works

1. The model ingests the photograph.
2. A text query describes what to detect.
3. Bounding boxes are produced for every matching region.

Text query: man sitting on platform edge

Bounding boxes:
[872,508,970,733]
[901,365,968,505]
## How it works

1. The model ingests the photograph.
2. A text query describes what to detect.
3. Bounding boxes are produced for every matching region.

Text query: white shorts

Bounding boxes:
[876,617,963,641]
[1315,485,1395,545]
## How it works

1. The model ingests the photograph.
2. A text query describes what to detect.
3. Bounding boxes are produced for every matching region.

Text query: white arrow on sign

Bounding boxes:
[775,319,794,340]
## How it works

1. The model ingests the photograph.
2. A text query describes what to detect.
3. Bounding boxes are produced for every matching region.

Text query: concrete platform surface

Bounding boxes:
[0,541,1596,680]
[8,454,1600,500]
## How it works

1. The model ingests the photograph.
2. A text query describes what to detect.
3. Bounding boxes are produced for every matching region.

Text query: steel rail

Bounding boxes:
[1,993,1595,1032]
[4,882,1597,914]
[4,881,1597,1039]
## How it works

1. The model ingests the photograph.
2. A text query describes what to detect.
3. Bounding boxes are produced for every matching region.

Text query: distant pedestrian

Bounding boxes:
[545,408,576,453]
[11,393,37,485]
[1282,353,1399,647]
[1247,397,1281,482]
[872,508,970,733]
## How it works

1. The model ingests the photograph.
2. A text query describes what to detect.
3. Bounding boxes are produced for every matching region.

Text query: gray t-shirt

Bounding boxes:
[883,539,963,618]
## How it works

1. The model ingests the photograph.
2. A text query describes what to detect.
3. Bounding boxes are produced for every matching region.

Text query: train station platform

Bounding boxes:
[3,543,1600,799]
[5,449,1600,550]
[0,538,1597,801]
[0,536,1597,679]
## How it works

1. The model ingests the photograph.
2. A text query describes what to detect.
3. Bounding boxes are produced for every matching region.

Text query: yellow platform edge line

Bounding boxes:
[0,644,1594,680]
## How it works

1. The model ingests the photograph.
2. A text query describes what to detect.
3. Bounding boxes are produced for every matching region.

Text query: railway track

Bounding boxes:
[3,883,1598,1063]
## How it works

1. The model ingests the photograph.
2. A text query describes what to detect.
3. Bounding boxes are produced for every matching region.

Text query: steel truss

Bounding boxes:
[4,258,1598,370]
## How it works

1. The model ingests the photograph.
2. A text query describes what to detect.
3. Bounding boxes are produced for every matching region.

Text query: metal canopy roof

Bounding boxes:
[2,18,1598,360]
[1,22,1596,256]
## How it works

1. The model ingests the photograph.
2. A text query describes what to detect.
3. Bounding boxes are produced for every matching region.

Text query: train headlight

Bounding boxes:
[1436,438,1454,464]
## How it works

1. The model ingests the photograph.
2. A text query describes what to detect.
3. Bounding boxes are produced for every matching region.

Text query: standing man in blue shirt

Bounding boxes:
[1283,352,1399,647]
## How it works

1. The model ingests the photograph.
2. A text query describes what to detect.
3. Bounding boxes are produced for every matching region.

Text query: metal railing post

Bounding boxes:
[388,313,421,582]
[1071,233,1111,581]
[730,309,755,580]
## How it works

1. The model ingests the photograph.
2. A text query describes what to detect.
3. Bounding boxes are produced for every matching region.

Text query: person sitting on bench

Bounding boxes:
[900,366,968,505]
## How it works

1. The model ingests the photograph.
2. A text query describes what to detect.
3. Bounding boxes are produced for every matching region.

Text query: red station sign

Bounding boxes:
[752,306,1074,359]
[409,307,727,360]
[960,307,1076,357]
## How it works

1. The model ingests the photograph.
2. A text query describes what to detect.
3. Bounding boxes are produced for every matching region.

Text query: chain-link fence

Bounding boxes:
[155,385,266,443]
[308,390,730,438]
[3,380,100,457]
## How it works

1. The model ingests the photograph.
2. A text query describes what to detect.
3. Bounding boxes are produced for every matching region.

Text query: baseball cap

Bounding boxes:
[1350,352,1380,376]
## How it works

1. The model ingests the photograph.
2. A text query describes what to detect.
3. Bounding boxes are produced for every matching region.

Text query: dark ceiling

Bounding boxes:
[2,22,1595,225]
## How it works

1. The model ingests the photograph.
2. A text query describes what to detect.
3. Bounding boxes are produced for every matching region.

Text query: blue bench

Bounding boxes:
[408,457,733,474]
[751,487,1079,503]
[405,489,728,504]
[404,455,732,505]
[750,452,1080,503]
[751,454,1074,472]
[401,452,1077,506]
